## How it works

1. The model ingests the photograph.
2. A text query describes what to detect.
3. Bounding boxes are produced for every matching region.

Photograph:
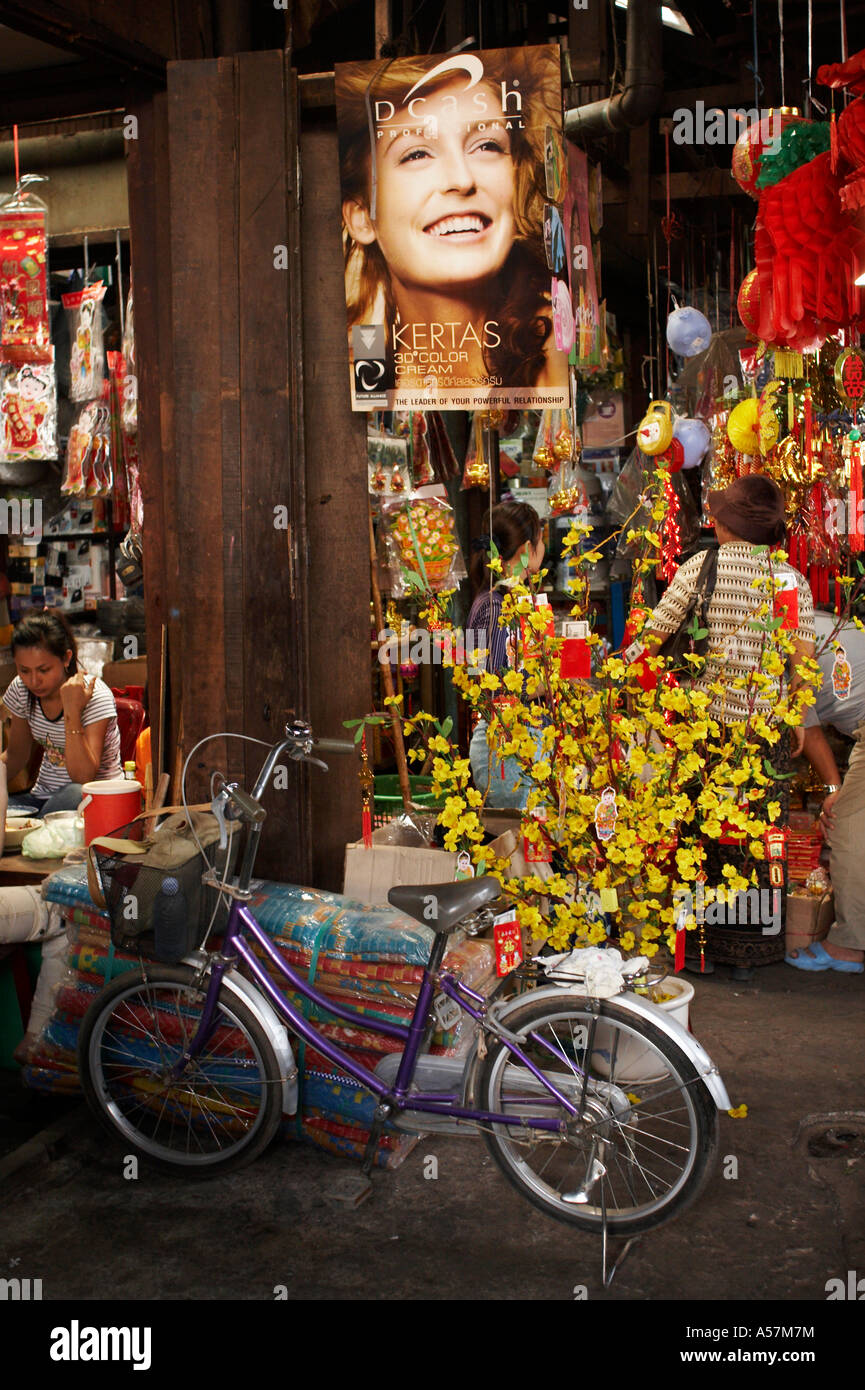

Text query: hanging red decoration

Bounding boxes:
[660,470,682,582]
[737,269,761,335]
[731,110,807,197]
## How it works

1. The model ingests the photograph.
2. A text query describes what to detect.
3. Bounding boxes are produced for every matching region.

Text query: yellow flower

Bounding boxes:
[727,1103,748,1119]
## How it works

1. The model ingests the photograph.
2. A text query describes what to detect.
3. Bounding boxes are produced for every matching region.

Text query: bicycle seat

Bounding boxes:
[388,876,501,935]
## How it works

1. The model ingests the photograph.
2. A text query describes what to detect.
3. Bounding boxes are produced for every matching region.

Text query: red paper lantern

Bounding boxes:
[731,110,806,197]
[754,150,865,348]
[737,269,761,335]
[838,96,865,211]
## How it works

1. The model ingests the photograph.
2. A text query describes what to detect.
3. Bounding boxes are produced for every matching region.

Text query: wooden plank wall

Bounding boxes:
[128,52,312,884]
[300,118,370,890]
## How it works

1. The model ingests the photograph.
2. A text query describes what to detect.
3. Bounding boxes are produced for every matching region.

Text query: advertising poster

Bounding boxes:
[335,45,569,412]
[563,144,601,369]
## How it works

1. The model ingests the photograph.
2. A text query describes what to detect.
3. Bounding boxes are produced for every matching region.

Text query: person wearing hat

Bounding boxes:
[643,474,816,977]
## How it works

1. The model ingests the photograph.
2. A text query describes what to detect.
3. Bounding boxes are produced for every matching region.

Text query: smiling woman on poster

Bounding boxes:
[336,46,569,410]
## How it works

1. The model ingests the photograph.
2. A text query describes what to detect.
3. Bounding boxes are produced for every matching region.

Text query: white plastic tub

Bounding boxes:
[591,977,694,1083]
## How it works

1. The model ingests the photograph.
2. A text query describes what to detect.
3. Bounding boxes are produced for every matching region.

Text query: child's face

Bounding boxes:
[346,78,516,298]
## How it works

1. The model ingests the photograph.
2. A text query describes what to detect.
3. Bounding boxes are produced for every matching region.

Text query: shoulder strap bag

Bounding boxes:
[657,547,719,667]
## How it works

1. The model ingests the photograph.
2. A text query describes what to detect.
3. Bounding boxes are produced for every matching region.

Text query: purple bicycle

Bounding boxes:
[78,720,731,1236]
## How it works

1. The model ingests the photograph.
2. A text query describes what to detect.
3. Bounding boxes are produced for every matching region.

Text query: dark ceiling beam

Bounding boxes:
[0,1,206,81]
[0,59,143,127]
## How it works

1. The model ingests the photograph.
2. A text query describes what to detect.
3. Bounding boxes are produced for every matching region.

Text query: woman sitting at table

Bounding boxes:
[2,609,122,816]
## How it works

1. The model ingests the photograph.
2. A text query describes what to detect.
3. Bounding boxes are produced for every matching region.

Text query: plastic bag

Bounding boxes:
[380,492,466,596]
[0,200,51,364]
[462,413,490,489]
[121,285,137,433]
[62,282,105,402]
[22,811,85,860]
[533,408,576,470]
[62,390,112,496]
[0,357,56,461]
[606,445,700,560]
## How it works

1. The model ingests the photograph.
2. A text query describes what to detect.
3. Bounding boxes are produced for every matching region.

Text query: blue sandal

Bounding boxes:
[785,941,864,974]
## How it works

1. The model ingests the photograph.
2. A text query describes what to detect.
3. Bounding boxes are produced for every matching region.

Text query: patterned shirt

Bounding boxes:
[3,675,122,797]
[649,542,815,723]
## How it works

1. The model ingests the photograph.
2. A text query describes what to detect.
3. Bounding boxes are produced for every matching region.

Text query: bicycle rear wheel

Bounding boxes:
[479,994,718,1234]
[78,964,283,1174]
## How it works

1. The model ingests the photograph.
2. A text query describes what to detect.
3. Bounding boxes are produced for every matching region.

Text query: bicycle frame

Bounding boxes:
[180,895,582,1133]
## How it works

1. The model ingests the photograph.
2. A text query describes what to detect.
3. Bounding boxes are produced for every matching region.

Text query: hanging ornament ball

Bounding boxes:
[737,269,761,335]
[727,398,761,455]
[731,109,806,197]
[850,427,862,443]
[673,417,712,470]
[666,306,713,358]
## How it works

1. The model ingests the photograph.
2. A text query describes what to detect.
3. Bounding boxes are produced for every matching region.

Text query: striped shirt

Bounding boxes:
[3,675,122,797]
[649,542,815,723]
[466,586,515,675]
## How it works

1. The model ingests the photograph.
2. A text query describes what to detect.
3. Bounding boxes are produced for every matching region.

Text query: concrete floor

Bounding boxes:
[1,960,863,1304]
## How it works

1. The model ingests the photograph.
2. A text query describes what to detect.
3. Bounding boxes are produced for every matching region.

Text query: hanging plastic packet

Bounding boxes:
[533,408,575,471]
[0,357,56,462]
[121,284,137,433]
[462,412,490,490]
[0,192,51,364]
[63,390,112,496]
[63,282,106,402]
[379,491,466,597]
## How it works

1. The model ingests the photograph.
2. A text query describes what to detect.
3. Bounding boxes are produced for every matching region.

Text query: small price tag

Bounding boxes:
[599,887,619,913]
[493,911,523,977]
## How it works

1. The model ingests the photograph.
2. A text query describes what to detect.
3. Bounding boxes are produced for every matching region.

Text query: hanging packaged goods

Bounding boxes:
[0,204,51,364]
[62,282,106,403]
[0,357,56,462]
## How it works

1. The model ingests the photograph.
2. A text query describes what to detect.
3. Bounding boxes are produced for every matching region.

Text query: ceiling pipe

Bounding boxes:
[565,0,664,142]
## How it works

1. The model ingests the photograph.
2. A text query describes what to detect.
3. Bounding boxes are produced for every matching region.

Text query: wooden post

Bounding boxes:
[368,501,413,812]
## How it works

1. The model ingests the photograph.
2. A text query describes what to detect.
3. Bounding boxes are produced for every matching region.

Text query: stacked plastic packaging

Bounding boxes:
[23,866,496,1169]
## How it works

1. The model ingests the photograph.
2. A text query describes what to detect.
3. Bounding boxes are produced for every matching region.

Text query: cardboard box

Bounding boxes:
[343,839,458,907]
[102,657,148,690]
[786,891,834,955]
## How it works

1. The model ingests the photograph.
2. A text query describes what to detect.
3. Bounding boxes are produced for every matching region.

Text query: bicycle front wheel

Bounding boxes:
[78,964,284,1174]
[479,994,718,1234]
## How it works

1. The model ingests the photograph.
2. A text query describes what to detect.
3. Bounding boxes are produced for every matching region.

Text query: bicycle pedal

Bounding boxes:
[324,1174,373,1209]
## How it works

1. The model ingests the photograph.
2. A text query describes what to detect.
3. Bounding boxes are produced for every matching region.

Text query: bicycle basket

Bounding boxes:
[88,809,239,963]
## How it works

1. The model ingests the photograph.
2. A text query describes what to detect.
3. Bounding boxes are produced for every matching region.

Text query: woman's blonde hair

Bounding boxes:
[336,48,563,387]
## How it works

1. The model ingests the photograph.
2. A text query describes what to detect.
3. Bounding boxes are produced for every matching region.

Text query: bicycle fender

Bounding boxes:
[183,951,299,1115]
[470,983,732,1112]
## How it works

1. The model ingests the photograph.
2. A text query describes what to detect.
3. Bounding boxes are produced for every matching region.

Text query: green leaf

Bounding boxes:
[762,757,796,781]
[399,566,426,592]
[354,726,364,743]
[343,718,362,729]
[691,627,709,641]
[440,716,453,737]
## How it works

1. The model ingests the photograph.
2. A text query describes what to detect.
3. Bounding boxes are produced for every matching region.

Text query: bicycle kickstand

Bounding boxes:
[600,1181,641,1289]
